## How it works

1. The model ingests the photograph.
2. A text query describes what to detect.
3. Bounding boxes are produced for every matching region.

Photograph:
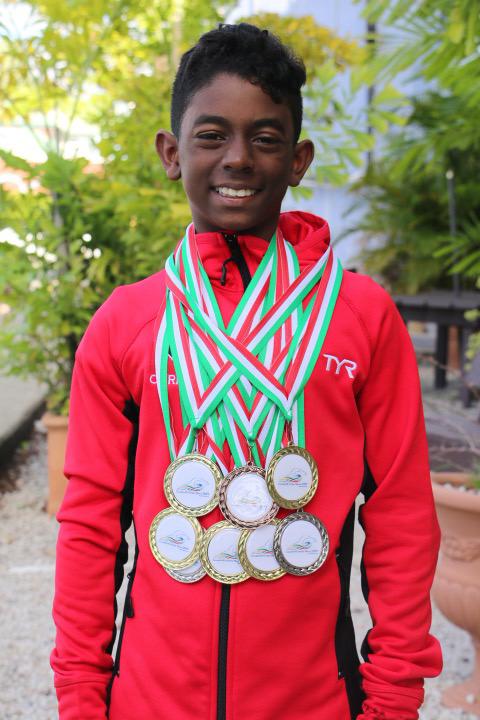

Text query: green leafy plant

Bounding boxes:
[347,92,480,292]
[0,147,192,414]
[346,0,480,290]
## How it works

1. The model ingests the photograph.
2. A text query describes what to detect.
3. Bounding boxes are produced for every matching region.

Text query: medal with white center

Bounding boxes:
[266,441,318,510]
[200,521,249,584]
[164,452,222,517]
[218,461,278,528]
[238,519,286,581]
[163,557,206,584]
[149,507,203,570]
[273,511,329,576]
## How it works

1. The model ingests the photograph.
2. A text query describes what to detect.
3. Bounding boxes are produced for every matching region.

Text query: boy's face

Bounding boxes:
[156,73,314,241]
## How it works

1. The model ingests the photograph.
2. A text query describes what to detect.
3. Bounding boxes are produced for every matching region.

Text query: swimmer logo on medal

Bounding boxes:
[158,532,191,552]
[213,544,241,565]
[176,477,210,498]
[277,467,309,489]
[285,535,319,555]
[251,543,275,558]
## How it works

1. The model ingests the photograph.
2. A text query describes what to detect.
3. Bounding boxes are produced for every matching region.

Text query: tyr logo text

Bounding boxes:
[323,354,357,379]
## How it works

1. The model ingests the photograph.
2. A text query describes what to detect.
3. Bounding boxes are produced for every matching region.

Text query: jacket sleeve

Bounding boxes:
[50,292,135,720]
[355,284,443,720]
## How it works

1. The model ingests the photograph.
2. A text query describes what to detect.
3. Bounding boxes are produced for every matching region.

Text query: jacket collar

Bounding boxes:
[194,211,331,292]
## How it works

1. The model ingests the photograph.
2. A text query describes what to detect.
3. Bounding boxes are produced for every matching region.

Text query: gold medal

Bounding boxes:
[273,511,329,576]
[164,453,222,517]
[238,520,286,582]
[149,507,203,570]
[163,558,206,584]
[266,444,318,509]
[200,521,249,584]
[218,464,278,528]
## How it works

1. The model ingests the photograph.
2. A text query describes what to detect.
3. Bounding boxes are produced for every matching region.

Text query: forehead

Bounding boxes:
[180,72,294,135]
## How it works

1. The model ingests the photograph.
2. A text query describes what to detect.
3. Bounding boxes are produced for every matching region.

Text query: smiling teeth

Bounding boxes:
[216,187,256,198]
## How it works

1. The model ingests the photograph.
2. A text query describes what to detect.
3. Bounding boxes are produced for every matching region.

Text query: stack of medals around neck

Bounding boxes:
[149,224,341,584]
[149,439,329,584]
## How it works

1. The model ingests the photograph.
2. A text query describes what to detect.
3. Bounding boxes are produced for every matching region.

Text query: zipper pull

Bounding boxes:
[220,257,234,286]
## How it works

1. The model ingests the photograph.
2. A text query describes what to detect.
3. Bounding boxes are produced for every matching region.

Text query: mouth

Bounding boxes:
[213,186,260,199]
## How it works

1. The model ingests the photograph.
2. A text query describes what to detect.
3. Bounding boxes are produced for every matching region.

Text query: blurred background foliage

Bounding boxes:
[350,0,480,294]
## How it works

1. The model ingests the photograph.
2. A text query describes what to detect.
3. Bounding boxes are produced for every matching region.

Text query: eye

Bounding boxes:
[254,135,281,146]
[196,131,224,141]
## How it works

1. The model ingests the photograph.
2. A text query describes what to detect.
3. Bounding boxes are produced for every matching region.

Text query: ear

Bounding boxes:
[289,139,315,187]
[155,130,181,180]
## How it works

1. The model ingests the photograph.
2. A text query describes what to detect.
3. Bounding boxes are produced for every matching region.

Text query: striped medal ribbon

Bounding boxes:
[158,224,297,465]
[155,224,342,468]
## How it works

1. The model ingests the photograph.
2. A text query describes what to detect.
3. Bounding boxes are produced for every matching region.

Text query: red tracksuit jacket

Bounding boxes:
[51,211,442,720]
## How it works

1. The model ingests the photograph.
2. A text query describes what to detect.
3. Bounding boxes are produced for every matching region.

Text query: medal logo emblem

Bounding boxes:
[158,532,191,552]
[213,544,241,564]
[277,467,308,488]
[251,543,274,558]
[177,477,210,498]
[285,534,319,555]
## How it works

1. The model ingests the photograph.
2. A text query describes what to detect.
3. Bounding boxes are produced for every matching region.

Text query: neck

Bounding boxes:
[192,218,279,242]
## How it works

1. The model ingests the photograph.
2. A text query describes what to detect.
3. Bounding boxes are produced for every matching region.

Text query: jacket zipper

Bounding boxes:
[216,233,252,720]
[222,233,252,289]
[217,584,231,720]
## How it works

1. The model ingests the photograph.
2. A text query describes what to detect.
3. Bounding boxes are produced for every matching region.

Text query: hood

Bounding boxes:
[194,210,331,293]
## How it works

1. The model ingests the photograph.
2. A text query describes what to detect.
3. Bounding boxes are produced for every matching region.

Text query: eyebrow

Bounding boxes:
[192,115,287,134]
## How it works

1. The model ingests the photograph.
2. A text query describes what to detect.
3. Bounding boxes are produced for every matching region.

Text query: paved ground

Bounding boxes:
[0,375,45,466]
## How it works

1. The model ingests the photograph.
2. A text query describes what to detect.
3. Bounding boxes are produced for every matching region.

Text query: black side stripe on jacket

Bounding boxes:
[335,502,365,719]
[106,398,139,711]
[359,461,377,664]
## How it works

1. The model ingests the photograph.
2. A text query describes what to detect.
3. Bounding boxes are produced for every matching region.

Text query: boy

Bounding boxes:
[51,23,442,720]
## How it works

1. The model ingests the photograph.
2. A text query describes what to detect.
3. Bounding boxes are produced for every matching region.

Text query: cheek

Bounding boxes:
[181,159,213,190]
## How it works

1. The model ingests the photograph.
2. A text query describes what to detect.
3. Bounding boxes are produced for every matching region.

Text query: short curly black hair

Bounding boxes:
[171,23,306,143]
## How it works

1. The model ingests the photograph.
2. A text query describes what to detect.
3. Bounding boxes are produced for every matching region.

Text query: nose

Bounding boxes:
[222,134,253,172]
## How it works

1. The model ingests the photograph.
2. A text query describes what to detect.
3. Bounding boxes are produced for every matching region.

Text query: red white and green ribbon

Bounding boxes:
[155,223,343,468]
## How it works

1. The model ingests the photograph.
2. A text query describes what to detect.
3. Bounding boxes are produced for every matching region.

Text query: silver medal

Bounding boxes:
[164,558,206,583]
[273,511,329,576]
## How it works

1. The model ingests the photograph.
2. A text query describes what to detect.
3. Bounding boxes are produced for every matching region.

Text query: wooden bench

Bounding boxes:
[392,290,480,407]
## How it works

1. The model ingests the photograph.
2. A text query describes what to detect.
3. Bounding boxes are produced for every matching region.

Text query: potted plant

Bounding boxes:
[0,152,120,513]
[431,470,480,715]
[428,398,480,715]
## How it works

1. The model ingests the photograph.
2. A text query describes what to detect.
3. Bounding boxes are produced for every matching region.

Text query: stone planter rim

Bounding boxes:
[431,471,480,513]
[42,412,69,429]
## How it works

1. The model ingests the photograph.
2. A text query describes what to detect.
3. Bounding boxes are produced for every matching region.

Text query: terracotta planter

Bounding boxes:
[42,412,69,516]
[431,471,480,715]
